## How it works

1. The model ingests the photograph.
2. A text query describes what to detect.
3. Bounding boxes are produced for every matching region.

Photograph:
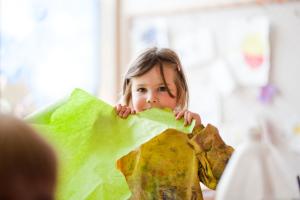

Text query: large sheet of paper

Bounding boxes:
[27,88,194,200]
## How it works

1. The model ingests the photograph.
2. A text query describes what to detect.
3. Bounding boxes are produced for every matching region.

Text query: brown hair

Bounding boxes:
[0,114,57,200]
[122,47,189,109]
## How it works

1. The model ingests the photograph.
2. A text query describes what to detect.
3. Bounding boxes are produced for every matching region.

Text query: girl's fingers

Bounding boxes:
[186,111,193,126]
[182,110,202,127]
[175,110,186,120]
[183,111,188,126]
[175,109,202,127]
[122,107,131,118]
[118,105,127,117]
[190,112,201,127]
[115,104,135,118]
[184,111,191,126]
[192,112,201,127]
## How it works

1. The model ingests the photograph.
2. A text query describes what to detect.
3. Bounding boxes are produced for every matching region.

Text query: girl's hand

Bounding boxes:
[115,104,135,118]
[174,109,201,127]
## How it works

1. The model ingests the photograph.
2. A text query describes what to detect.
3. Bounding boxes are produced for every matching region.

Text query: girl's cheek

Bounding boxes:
[132,97,145,112]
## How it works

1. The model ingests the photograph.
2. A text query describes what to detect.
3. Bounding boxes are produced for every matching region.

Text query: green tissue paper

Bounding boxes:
[27,88,194,200]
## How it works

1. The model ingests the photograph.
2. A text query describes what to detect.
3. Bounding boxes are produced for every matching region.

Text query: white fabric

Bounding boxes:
[215,118,300,200]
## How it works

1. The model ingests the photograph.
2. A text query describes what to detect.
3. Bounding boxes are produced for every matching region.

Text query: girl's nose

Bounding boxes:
[146,99,158,103]
[146,93,159,103]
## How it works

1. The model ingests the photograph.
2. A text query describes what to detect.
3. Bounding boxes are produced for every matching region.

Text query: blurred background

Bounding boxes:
[1,0,300,147]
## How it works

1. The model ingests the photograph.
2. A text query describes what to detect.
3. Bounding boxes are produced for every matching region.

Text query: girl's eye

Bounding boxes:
[158,86,167,92]
[137,88,146,93]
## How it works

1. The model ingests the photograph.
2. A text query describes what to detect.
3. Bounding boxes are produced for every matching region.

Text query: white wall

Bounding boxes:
[187,2,300,145]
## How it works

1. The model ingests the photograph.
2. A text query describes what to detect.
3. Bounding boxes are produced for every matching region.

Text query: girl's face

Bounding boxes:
[130,65,177,112]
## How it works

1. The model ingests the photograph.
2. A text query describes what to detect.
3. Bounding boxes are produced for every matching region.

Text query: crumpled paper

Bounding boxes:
[26,88,194,200]
[117,124,234,200]
[117,129,202,199]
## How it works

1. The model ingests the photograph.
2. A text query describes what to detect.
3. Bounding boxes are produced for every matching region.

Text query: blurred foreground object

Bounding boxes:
[215,116,300,200]
[0,114,57,200]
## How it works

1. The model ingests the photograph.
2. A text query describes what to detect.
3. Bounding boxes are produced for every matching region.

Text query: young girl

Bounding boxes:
[116,47,201,127]
[116,47,233,200]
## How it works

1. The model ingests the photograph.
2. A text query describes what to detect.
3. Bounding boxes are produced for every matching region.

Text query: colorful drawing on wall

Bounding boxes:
[226,16,270,87]
[242,33,265,69]
[131,17,169,57]
[258,84,277,104]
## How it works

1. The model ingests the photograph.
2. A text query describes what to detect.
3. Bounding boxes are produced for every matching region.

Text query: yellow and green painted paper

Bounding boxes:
[27,88,195,200]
